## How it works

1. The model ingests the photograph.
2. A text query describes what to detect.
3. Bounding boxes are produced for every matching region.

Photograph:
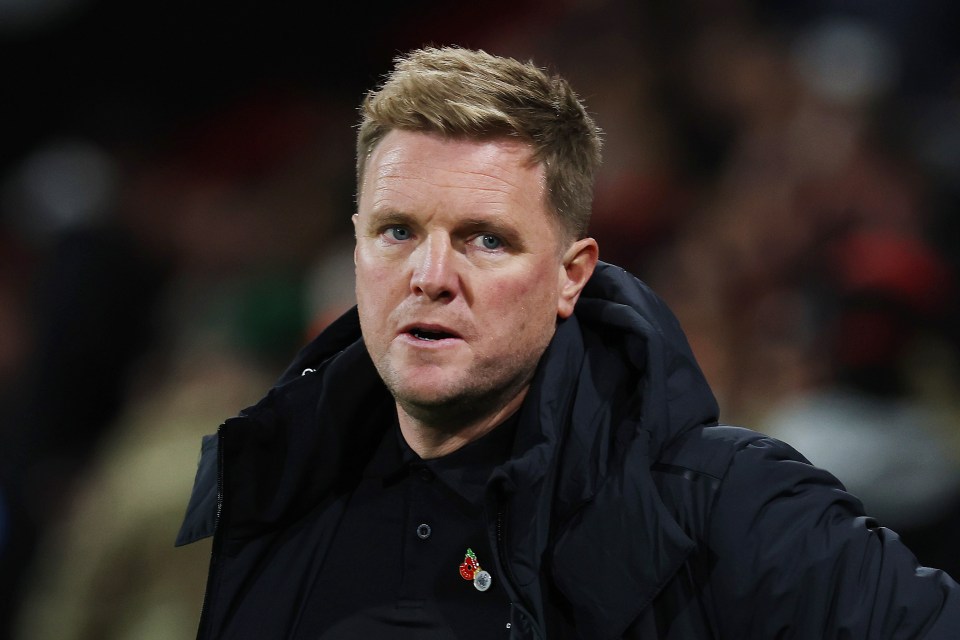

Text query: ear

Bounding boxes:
[557,237,599,319]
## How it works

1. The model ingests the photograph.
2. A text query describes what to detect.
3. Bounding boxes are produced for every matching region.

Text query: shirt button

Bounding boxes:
[418,467,434,482]
[416,523,432,540]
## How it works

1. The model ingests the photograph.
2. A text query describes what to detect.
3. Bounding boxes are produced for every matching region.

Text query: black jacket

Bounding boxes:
[178,262,960,638]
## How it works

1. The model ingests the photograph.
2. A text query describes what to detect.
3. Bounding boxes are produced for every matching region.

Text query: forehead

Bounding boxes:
[359,130,546,213]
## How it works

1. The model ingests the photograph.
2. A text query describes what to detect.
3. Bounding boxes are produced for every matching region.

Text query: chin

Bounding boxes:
[392,383,462,411]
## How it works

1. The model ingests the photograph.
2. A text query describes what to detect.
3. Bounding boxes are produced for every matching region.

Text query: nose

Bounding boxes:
[410,234,458,300]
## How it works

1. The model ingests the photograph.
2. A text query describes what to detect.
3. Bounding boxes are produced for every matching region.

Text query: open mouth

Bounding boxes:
[409,327,457,341]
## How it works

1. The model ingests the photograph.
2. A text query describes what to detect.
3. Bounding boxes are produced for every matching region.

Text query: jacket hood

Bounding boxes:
[578,262,718,454]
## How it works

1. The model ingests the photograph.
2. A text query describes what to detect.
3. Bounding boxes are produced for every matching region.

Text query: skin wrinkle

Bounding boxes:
[375,160,529,190]
[369,141,535,191]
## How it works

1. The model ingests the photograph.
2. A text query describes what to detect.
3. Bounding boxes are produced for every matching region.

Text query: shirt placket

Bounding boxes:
[399,463,437,605]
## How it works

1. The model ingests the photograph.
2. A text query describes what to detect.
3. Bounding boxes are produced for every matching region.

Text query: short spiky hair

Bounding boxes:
[357,47,602,240]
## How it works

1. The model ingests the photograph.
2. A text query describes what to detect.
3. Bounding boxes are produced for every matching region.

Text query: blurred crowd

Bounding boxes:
[1,1,959,638]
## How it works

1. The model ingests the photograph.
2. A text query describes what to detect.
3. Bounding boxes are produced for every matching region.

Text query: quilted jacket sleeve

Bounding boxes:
[707,436,960,639]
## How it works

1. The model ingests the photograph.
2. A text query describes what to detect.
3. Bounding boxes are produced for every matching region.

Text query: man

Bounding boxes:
[177,47,960,638]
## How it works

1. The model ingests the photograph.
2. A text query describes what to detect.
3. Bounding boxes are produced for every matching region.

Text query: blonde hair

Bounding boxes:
[357,47,602,240]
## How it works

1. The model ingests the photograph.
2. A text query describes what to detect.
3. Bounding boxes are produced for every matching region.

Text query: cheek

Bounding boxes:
[492,267,559,326]
[355,251,395,297]
[355,259,395,329]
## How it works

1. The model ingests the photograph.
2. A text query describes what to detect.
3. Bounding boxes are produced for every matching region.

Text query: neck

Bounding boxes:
[396,389,526,459]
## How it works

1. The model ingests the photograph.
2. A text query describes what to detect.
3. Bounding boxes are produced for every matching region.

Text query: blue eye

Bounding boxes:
[478,234,502,250]
[386,226,411,241]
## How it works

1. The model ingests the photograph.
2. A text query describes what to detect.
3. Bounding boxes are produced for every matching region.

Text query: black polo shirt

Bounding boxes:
[296,414,518,639]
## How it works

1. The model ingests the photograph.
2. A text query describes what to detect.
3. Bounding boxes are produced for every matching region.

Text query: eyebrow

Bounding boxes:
[363,208,413,228]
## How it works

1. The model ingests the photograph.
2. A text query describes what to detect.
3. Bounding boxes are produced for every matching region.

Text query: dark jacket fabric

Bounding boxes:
[177,262,960,639]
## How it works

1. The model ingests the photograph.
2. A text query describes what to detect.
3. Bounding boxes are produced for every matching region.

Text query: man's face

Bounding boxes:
[353,130,583,423]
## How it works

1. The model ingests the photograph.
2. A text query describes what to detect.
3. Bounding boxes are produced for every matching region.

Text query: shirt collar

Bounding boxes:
[363,412,520,507]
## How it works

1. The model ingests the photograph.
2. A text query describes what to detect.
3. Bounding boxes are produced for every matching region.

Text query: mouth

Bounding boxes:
[410,328,455,341]
[402,324,461,342]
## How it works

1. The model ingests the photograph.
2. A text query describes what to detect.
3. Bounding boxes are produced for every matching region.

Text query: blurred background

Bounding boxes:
[1,0,959,637]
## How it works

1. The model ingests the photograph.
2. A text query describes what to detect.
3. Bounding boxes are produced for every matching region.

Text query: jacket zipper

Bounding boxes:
[495,506,545,639]
[195,424,227,640]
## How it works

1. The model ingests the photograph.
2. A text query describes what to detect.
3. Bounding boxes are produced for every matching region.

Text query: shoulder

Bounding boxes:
[652,424,817,497]
[655,424,788,477]
[650,424,848,541]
